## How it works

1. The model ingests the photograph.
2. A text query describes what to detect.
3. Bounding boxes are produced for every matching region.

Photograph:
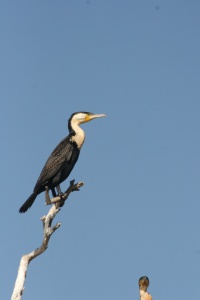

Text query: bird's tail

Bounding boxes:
[19,192,37,213]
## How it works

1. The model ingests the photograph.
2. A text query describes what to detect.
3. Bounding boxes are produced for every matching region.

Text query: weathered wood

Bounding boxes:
[11,180,84,300]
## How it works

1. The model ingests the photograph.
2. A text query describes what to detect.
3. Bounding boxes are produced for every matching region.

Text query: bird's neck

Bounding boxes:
[139,288,148,299]
[70,123,85,149]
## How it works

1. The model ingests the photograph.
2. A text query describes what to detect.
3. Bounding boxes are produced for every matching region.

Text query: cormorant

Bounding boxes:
[19,112,106,213]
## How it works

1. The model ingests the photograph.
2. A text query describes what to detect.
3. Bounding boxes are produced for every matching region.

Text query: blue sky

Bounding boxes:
[1,1,200,299]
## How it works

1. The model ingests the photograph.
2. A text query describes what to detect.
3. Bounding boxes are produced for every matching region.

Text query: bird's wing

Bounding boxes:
[34,136,76,188]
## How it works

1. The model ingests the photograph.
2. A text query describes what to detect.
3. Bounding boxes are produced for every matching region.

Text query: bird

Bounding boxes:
[19,112,106,213]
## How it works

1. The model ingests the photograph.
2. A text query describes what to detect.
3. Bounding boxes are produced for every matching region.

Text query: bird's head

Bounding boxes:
[71,112,106,124]
[68,112,106,133]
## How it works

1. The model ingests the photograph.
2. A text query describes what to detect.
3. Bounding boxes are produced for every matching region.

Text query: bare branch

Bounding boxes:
[45,180,84,206]
[11,180,84,300]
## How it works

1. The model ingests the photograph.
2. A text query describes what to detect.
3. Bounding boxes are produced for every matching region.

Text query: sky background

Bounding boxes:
[1,1,200,299]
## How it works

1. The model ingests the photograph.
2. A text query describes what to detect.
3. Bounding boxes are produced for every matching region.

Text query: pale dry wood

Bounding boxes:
[45,180,84,206]
[11,180,84,300]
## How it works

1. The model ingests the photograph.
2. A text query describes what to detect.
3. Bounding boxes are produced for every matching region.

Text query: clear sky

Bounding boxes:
[1,1,200,299]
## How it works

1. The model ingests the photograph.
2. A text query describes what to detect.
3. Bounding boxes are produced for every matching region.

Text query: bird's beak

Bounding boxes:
[86,113,106,122]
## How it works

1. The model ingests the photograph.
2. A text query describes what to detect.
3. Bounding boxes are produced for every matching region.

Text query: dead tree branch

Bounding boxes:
[11,180,84,300]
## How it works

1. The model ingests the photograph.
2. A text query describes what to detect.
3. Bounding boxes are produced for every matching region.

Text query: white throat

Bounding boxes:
[140,290,147,299]
[71,123,85,149]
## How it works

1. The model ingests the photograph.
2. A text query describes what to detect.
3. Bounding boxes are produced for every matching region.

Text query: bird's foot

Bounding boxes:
[56,192,65,207]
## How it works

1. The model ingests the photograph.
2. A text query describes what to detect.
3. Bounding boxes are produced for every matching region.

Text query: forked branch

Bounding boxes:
[11,180,84,300]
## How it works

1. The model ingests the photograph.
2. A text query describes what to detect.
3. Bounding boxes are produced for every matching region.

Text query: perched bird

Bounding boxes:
[19,112,106,213]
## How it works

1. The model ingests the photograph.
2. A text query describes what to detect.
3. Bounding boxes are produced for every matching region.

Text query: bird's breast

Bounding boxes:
[70,131,85,150]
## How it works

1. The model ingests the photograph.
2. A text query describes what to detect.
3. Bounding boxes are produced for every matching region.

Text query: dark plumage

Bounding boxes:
[19,112,106,213]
